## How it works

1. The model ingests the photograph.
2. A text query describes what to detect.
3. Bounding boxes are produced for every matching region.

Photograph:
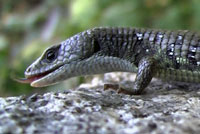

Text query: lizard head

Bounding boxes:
[18,31,100,87]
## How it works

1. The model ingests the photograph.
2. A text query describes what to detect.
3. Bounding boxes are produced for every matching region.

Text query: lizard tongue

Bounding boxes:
[14,75,44,84]
[14,69,53,84]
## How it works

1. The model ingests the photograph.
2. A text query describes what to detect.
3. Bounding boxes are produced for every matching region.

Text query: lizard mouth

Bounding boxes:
[17,71,51,84]
[16,64,63,85]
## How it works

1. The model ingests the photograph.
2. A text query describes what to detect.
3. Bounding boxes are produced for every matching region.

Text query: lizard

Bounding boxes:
[17,27,200,94]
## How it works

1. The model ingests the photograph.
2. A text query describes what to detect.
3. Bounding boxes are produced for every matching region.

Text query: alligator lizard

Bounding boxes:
[18,27,200,94]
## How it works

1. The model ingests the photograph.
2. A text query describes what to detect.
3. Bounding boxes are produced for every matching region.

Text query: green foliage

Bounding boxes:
[0,0,200,96]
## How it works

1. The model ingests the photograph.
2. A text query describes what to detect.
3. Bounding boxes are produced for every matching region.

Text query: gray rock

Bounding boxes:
[1,73,200,134]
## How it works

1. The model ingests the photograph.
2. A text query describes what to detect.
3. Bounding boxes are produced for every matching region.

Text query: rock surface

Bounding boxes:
[0,72,200,134]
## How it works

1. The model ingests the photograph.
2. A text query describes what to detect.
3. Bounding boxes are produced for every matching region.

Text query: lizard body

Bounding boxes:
[20,27,200,94]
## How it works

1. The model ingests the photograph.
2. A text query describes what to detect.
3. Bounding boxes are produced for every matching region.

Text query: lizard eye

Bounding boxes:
[45,49,58,63]
[43,44,61,63]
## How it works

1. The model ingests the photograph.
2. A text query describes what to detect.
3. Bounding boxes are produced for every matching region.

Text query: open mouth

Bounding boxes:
[16,64,63,84]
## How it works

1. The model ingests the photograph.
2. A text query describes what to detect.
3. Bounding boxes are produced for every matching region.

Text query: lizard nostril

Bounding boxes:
[26,67,32,72]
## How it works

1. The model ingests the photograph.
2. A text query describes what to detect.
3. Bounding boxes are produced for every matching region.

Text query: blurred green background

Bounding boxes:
[0,0,200,97]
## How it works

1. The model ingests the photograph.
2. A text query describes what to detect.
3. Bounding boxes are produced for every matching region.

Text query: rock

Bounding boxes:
[0,72,200,134]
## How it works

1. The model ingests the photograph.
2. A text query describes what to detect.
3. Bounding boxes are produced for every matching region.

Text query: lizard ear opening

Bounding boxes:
[93,40,100,53]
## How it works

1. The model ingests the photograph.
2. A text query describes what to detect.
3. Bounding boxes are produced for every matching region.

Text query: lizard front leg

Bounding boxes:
[117,57,157,95]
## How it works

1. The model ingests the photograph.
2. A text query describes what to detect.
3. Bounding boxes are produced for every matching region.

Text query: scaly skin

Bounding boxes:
[21,27,200,94]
